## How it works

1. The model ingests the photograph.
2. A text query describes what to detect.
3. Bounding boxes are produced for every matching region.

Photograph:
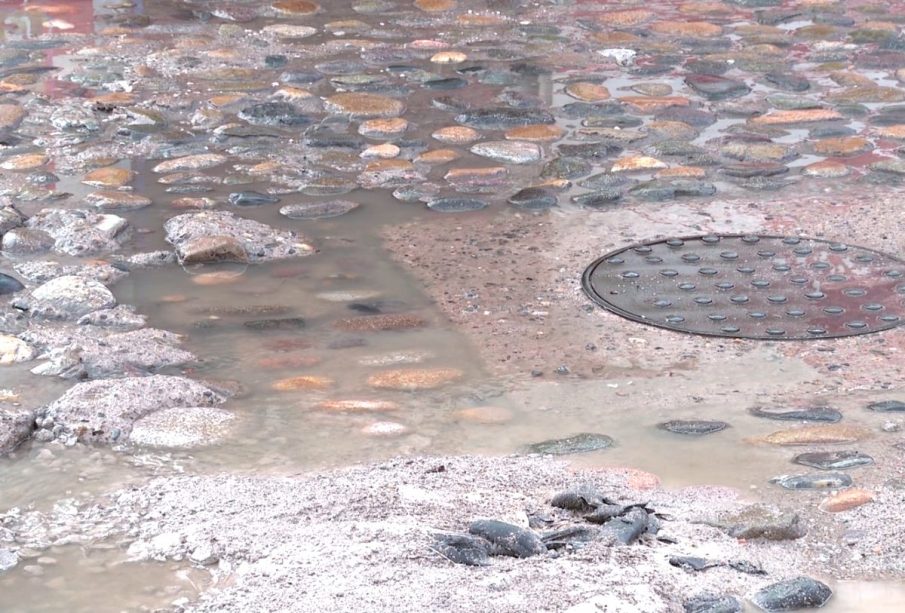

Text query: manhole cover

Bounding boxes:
[582,235,905,340]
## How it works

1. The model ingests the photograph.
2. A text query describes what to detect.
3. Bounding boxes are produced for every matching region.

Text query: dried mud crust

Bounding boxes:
[381,188,905,391]
[2,455,855,613]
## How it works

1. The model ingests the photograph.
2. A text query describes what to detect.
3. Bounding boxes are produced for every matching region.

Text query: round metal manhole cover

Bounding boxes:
[582,235,905,340]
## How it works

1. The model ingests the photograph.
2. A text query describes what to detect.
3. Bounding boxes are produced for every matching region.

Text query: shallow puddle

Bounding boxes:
[3,0,905,610]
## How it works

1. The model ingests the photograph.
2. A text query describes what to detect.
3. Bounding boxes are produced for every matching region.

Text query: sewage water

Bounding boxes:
[2,0,905,610]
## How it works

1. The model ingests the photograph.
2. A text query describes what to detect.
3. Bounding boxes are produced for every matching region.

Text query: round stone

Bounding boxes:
[272,375,334,391]
[367,368,464,391]
[432,126,480,144]
[324,93,404,118]
[658,420,729,435]
[272,0,319,14]
[431,51,467,64]
[564,82,611,102]
[280,200,360,219]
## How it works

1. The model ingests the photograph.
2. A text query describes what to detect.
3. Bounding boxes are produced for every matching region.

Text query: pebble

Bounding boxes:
[683,594,742,613]
[754,424,870,446]
[748,406,842,423]
[271,1,320,15]
[658,420,728,436]
[427,197,487,213]
[325,93,405,118]
[0,154,48,171]
[361,144,400,159]
[271,376,334,391]
[432,126,480,144]
[867,400,905,412]
[0,336,35,364]
[819,488,874,513]
[152,154,228,173]
[280,200,360,220]
[86,191,152,211]
[504,124,564,142]
[793,450,874,470]
[564,82,610,102]
[359,118,407,138]
[468,520,545,558]
[770,472,852,490]
[0,273,25,295]
[430,51,466,64]
[228,192,280,206]
[334,313,426,332]
[526,433,615,455]
[470,141,542,164]
[750,577,832,611]
[611,156,667,172]
[508,187,558,210]
[367,368,463,391]
[316,400,399,412]
[82,167,135,188]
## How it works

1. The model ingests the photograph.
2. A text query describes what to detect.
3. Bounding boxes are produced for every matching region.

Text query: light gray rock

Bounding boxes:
[13,260,128,285]
[164,211,314,263]
[121,251,177,268]
[25,208,130,256]
[130,407,235,448]
[76,305,146,330]
[37,375,227,444]
[23,276,116,319]
[23,325,195,379]
[0,548,18,573]
[0,408,34,455]
[1,228,54,255]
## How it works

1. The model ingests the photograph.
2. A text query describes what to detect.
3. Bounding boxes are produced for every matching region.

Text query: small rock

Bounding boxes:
[750,577,832,611]
[280,201,360,220]
[683,594,743,613]
[468,520,546,558]
[272,376,334,391]
[367,368,463,391]
[177,235,248,265]
[793,450,874,470]
[526,433,615,455]
[432,533,490,566]
[0,549,19,573]
[770,472,852,490]
[658,420,728,435]
[819,488,874,513]
[867,400,905,412]
[28,275,116,319]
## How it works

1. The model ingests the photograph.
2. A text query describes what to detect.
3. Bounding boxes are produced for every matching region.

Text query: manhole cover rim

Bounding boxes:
[581,233,905,341]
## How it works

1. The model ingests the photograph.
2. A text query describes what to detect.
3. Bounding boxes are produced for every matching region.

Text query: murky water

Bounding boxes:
[3,0,905,610]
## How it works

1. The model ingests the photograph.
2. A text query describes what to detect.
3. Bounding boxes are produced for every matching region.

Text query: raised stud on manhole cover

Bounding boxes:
[582,235,905,340]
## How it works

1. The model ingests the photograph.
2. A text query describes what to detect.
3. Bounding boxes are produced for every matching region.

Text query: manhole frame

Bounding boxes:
[581,233,905,341]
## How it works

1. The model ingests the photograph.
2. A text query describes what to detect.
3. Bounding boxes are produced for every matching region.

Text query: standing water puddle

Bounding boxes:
[2,0,905,610]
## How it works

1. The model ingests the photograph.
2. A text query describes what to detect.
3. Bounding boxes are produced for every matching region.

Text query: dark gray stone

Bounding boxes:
[432,533,490,566]
[684,594,743,613]
[468,520,545,558]
[748,406,842,422]
[658,420,728,435]
[525,432,615,455]
[793,450,874,470]
[868,400,905,412]
[751,577,832,611]
[238,102,310,126]
[228,192,280,206]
